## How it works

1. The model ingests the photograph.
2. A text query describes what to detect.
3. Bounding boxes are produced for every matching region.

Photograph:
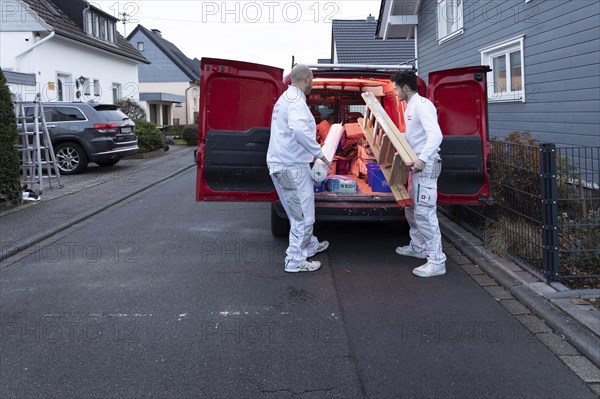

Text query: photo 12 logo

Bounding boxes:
[200,1,340,23]
[0,241,140,265]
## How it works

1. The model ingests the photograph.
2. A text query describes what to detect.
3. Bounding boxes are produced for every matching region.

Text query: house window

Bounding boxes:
[93,79,101,97]
[57,79,64,101]
[86,12,93,35]
[100,19,107,40]
[437,0,463,43]
[112,83,122,104]
[107,22,114,43]
[93,14,99,37]
[85,10,117,44]
[57,73,73,102]
[81,77,90,95]
[137,42,144,51]
[481,36,525,102]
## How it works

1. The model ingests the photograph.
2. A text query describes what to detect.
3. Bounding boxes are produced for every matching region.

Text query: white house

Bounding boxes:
[0,0,149,103]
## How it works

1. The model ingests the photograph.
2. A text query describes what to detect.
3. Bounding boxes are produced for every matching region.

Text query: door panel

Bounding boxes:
[203,128,273,192]
[196,58,284,201]
[428,66,492,204]
[438,136,484,195]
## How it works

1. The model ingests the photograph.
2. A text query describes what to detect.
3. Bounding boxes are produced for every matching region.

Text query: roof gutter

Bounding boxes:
[83,1,91,30]
[15,31,56,59]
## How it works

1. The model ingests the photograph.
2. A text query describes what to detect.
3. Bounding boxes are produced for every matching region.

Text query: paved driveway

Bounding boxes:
[0,168,596,398]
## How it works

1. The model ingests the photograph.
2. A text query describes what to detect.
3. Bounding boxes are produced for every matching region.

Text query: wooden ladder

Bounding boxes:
[358,91,417,207]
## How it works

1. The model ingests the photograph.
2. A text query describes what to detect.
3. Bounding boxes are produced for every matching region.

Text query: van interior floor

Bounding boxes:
[316,173,396,201]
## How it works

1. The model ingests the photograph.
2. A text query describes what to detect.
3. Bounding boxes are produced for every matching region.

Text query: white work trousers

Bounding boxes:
[271,165,319,268]
[405,159,447,265]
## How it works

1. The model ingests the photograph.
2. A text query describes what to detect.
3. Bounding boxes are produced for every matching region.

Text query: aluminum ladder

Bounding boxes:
[358,91,417,207]
[15,95,63,194]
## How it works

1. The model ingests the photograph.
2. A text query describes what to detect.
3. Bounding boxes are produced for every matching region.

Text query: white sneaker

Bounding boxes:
[412,262,446,277]
[395,245,427,259]
[314,241,329,254]
[285,260,321,273]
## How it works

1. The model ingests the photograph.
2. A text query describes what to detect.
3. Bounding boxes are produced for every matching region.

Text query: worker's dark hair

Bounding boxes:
[390,71,418,92]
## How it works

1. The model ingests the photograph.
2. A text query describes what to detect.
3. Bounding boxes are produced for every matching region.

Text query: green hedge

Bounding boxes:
[134,119,164,153]
[0,70,21,204]
[163,125,185,138]
[182,125,198,146]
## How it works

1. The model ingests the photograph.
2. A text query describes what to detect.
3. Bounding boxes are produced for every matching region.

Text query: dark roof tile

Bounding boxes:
[21,0,149,64]
[332,19,414,65]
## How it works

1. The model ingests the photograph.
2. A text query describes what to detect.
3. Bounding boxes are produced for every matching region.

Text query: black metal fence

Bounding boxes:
[443,136,600,287]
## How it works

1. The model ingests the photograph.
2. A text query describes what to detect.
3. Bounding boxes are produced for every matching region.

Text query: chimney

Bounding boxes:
[366,14,375,23]
[151,29,162,37]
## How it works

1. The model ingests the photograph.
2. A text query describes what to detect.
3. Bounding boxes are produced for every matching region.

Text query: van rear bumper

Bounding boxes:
[273,201,405,222]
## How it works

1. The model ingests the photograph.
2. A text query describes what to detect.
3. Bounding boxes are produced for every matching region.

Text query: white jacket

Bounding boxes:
[267,86,324,173]
[404,93,442,164]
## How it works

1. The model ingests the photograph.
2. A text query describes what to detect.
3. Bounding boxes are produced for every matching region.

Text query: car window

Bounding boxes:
[94,108,131,122]
[24,106,56,122]
[55,106,87,122]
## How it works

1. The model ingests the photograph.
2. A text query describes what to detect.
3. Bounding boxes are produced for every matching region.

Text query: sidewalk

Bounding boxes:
[0,145,196,263]
[440,212,600,393]
[1,145,598,394]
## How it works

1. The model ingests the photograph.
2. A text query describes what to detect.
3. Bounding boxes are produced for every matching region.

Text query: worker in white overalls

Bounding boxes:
[267,64,332,273]
[391,71,447,277]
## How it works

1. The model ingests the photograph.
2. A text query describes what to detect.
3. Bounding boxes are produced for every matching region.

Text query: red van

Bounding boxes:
[195,58,491,236]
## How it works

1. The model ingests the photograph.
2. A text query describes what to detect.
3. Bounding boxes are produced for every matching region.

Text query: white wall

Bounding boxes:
[0,31,37,68]
[4,34,140,103]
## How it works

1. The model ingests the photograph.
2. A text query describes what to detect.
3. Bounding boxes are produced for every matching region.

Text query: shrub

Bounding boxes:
[0,69,21,205]
[116,98,146,120]
[163,124,185,138]
[134,119,164,153]
[182,124,199,146]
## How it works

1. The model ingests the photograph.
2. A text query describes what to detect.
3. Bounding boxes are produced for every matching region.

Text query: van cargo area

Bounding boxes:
[307,79,399,203]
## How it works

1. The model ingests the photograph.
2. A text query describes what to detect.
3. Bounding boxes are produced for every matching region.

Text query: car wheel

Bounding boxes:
[271,204,290,237]
[96,159,120,167]
[54,142,89,175]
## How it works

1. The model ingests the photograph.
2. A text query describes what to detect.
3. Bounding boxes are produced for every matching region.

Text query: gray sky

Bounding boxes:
[93,1,382,72]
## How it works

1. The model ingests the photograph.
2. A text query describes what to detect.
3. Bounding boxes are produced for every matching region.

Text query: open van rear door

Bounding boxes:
[196,58,284,201]
[428,66,492,205]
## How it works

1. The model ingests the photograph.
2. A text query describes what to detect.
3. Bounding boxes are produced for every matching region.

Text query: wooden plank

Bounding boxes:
[358,92,416,207]
[361,92,417,164]
[380,136,395,168]
[389,154,409,187]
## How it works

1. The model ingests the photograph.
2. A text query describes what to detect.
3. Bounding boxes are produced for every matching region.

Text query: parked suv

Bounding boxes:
[195,59,491,236]
[21,102,139,174]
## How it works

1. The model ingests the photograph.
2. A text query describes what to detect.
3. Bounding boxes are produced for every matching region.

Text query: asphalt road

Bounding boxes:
[1,168,596,398]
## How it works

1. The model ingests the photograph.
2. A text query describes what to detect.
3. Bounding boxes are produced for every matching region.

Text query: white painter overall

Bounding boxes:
[404,93,447,265]
[267,86,325,269]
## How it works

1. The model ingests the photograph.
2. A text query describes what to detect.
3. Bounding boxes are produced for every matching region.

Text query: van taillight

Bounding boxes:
[94,123,118,132]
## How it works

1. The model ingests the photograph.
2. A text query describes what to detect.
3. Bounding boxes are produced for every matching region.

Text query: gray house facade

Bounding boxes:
[127,25,200,126]
[376,0,600,147]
